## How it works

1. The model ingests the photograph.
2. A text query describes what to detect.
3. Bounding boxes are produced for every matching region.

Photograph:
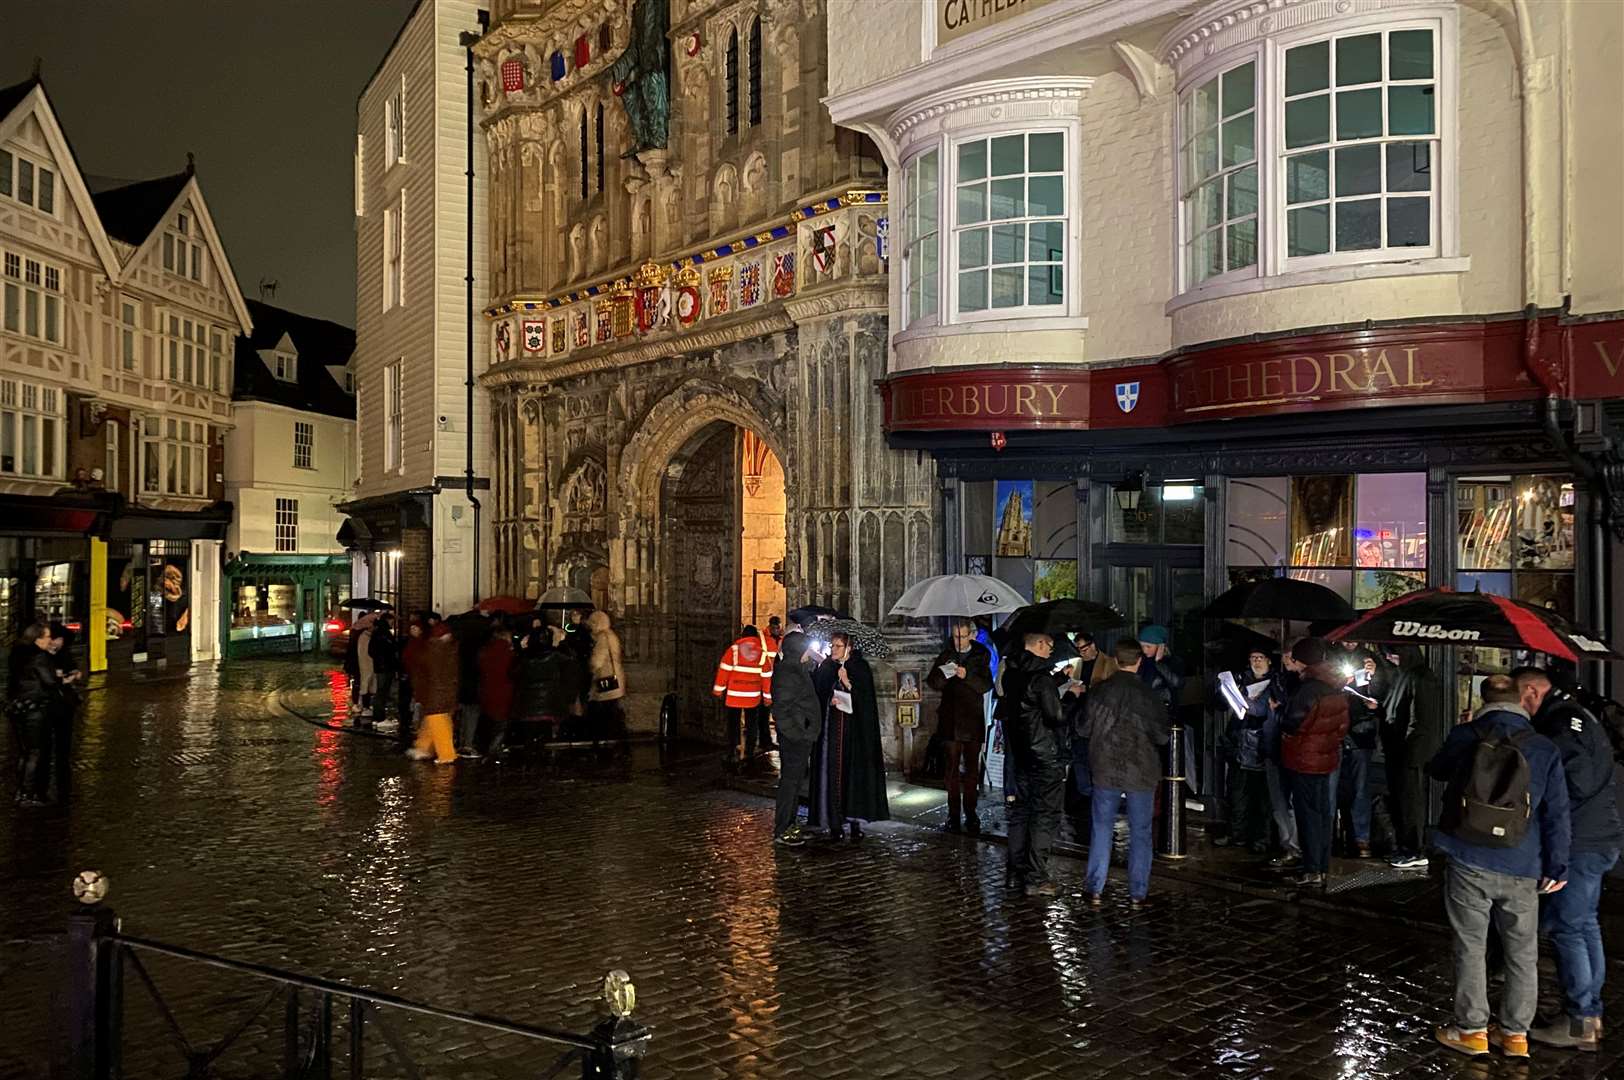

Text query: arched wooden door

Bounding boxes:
[661,423,740,741]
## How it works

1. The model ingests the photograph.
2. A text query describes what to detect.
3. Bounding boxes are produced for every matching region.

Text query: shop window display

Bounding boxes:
[961,479,1079,601]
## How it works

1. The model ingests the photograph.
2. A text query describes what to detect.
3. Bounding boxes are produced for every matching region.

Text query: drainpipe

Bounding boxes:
[1529,304,1612,692]
[459,11,489,604]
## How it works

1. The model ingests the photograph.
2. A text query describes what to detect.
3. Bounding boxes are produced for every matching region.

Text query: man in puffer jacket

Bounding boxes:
[1279,637,1350,889]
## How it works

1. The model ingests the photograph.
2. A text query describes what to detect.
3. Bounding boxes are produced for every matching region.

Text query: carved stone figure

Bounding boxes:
[609,0,671,152]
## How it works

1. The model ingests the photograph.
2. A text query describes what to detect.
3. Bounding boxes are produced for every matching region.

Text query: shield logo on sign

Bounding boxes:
[1115,381,1140,413]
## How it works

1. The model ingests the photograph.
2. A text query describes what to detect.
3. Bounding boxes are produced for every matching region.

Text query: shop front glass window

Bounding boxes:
[1289,475,1352,566]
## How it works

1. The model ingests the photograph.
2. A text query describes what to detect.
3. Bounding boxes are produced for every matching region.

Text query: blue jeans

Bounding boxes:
[1284,768,1335,873]
[1086,787,1155,900]
[1334,747,1372,844]
[1541,848,1619,1019]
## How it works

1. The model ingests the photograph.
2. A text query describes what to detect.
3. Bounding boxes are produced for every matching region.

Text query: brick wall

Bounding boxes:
[399,526,432,616]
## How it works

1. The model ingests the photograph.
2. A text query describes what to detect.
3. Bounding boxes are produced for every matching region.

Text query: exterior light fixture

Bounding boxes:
[1114,472,1144,514]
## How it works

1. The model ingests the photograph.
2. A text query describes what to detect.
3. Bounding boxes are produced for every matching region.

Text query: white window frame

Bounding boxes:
[383,189,405,311]
[105,419,120,495]
[383,359,403,473]
[385,77,406,167]
[900,146,940,330]
[945,126,1077,325]
[272,351,297,382]
[0,379,66,480]
[354,133,366,216]
[1171,7,1460,303]
[0,149,57,216]
[120,301,139,370]
[275,497,299,553]
[163,315,210,388]
[209,329,226,392]
[3,250,65,345]
[293,420,314,470]
[163,212,208,284]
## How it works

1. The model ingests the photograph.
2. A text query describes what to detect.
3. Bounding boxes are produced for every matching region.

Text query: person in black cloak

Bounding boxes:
[809,631,890,839]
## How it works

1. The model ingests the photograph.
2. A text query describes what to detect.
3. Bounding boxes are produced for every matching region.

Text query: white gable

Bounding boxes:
[121,182,253,336]
[0,83,120,277]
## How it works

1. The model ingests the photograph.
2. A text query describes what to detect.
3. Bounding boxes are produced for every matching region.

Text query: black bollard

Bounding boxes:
[1158,724,1187,859]
[65,903,120,1080]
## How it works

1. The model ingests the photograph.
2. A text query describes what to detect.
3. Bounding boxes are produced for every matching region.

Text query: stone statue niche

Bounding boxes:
[610,0,671,153]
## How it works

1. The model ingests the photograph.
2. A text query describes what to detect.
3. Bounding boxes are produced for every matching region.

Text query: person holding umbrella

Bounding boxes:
[926,618,994,835]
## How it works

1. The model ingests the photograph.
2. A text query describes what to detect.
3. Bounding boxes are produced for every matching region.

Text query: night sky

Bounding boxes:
[1,0,419,327]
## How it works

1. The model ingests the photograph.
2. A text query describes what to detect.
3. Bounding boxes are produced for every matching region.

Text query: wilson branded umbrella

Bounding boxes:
[1204,576,1356,622]
[889,574,1029,618]
[802,618,892,658]
[994,599,1125,651]
[1326,586,1619,662]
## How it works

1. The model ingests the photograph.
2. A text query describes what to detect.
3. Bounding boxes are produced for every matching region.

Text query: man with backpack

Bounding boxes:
[1514,667,1620,1052]
[1428,674,1570,1059]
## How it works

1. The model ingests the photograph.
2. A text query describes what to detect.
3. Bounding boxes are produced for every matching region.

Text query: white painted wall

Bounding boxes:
[224,400,355,556]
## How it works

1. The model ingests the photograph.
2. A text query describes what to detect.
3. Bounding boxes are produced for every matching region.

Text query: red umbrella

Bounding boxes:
[1326,586,1618,662]
[475,595,534,616]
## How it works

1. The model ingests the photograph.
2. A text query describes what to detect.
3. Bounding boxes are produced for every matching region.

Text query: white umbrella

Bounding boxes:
[888,574,1030,618]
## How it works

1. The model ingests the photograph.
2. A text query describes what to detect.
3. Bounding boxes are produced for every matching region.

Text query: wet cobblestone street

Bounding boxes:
[3,657,1623,1079]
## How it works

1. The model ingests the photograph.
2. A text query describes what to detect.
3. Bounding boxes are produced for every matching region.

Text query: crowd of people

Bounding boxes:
[343,606,625,765]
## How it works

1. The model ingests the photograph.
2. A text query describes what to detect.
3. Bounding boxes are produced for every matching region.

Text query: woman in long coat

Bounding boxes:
[809,632,890,839]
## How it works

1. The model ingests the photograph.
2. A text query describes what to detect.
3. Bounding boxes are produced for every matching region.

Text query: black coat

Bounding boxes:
[925,641,993,743]
[1003,649,1065,772]
[769,633,823,745]
[1081,670,1170,791]
[368,625,398,675]
[1382,648,1445,759]
[8,644,60,723]
[813,652,890,823]
[1534,692,1623,854]
[512,642,582,719]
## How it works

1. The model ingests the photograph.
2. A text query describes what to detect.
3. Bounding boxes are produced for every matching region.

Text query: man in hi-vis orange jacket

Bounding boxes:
[714,625,776,766]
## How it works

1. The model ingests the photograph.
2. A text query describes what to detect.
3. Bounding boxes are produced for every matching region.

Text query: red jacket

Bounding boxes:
[478,638,515,721]
[1281,663,1352,775]
[713,634,774,709]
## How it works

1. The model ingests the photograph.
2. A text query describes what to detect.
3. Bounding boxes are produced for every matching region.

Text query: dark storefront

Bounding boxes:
[885,312,1624,797]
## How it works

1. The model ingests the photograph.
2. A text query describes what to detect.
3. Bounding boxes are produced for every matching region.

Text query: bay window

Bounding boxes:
[141,416,208,497]
[1177,16,1449,295]
[953,131,1066,315]
[902,148,939,326]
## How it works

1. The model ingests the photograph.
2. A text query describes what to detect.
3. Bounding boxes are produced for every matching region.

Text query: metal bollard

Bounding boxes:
[1158,724,1187,859]
[65,903,120,1080]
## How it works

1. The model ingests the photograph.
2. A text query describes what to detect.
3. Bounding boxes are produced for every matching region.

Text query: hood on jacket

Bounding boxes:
[586,610,611,634]
[779,630,811,664]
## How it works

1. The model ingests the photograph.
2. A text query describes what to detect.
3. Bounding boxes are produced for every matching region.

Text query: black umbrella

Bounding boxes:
[338,597,392,612]
[1327,587,1619,662]
[1204,577,1355,622]
[803,618,891,658]
[788,605,846,626]
[994,599,1125,651]
[1205,621,1280,660]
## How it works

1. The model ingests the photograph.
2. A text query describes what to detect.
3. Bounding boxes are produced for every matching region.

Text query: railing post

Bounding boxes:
[1158,723,1187,858]
[582,1016,648,1080]
[65,903,119,1080]
[315,993,333,1080]
[347,999,365,1080]
[283,986,301,1078]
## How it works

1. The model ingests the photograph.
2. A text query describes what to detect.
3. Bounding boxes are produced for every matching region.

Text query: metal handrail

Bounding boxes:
[113,932,602,1052]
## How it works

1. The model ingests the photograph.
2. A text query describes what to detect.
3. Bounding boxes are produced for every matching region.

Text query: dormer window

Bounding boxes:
[163,212,207,284]
[272,351,297,382]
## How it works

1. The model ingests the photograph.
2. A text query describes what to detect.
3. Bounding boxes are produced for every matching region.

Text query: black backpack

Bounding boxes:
[1440,727,1534,848]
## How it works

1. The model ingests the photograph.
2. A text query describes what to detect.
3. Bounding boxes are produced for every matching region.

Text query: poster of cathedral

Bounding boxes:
[994,480,1033,558]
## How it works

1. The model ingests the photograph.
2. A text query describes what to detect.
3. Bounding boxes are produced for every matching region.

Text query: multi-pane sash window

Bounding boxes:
[161,418,208,497]
[383,190,406,310]
[163,213,206,283]
[0,150,55,214]
[1282,27,1438,259]
[275,498,299,553]
[209,330,225,392]
[165,316,210,387]
[293,420,314,469]
[1181,61,1257,284]
[386,80,406,166]
[903,149,940,326]
[383,359,403,472]
[2,251,63,344]
[954,132,1065,313]
[121,302,139,370]
[0,381,63,479]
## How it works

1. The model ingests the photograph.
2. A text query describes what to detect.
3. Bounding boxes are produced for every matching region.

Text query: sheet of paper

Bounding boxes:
[939,662,958,677]
[1217,671,1248,720]
[833,689,853,714]
[1245,678,1271,701]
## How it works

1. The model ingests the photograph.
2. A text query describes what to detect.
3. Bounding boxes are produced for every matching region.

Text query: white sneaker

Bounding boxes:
[404,748,431,761]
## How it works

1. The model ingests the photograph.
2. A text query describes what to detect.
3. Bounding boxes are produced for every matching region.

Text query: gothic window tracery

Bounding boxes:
[725,30,740,136]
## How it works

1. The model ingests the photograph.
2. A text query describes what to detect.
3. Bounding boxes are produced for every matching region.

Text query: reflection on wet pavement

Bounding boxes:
[2,656,1621,1079]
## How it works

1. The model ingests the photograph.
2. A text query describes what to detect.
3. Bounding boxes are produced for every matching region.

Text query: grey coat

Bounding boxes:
[771,632,824,746]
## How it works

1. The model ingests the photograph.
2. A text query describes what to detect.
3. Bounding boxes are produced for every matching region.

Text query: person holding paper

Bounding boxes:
[1218,648,1274,852]
[926,619,994,835]
[1003,633,1071,897]
[808,632,890,840]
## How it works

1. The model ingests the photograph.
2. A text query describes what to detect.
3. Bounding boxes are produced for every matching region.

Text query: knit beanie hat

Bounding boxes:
[1290,637,1327,666]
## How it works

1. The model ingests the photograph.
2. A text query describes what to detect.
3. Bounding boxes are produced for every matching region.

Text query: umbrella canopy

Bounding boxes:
[1204,577,1355,622]
[803,618,892,658]
[338,597,392,612]
[476,595,534,616]
[994,599,1125,650]
[787,604,844,626]
[351,610,383,633]
[1327,587,1619,663]
[1205,622,1282,668]
[889,574,1029,618]
[535,586,594,612]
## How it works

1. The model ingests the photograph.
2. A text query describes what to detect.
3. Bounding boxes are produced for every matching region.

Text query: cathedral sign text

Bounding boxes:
[938,0,1060,47]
